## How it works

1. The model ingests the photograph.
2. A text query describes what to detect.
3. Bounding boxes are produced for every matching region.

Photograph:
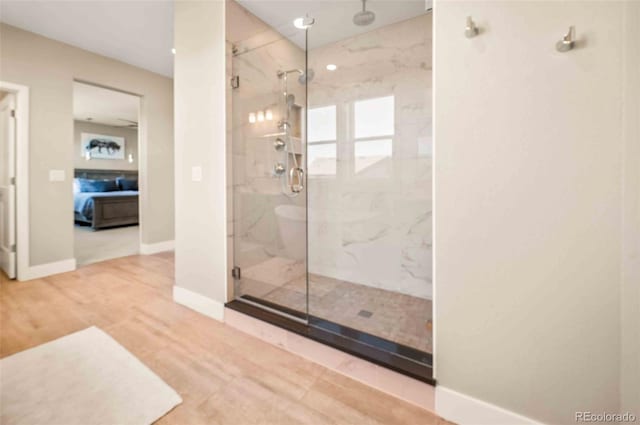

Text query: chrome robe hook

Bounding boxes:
[465,16,479,38]
[556,26,575,52]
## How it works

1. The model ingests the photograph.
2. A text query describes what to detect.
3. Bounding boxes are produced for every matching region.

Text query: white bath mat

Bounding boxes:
[0,326,182,425]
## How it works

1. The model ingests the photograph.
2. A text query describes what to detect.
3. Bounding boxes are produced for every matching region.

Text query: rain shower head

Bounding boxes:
[298,69,315,85]
[278,68,315,86]
[277,68,316,86]
[353,0,375,26]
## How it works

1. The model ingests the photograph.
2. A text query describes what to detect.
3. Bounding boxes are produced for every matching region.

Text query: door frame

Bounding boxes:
[71,80,144,264]
[0,81,29,280]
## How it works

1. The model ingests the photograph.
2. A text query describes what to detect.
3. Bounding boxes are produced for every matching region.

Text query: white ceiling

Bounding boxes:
[73,82,139,128]
[0,0,428,78]
[0,0,173,77]
[237,0,428,49]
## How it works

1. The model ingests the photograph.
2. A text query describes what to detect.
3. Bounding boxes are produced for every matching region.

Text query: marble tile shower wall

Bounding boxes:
[230,16,306,267]
[228,3,432,301]
[307,14,433,299]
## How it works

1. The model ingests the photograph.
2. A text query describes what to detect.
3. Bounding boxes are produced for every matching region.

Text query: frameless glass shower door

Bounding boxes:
[228,0,433,367]
[230,12,309,321]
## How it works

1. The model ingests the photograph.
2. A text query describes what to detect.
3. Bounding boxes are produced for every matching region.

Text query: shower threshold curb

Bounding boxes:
[226,297,435,385]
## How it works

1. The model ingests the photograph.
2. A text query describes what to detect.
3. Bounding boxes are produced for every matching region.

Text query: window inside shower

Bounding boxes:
[307,105,337,176]
[227,0,433,372]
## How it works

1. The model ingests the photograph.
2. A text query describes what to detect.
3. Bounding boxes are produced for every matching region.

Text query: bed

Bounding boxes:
[74,169,139,230]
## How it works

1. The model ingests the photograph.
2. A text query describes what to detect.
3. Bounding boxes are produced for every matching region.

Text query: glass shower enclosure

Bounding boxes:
[229,12,309,322]
[228,0,433,380]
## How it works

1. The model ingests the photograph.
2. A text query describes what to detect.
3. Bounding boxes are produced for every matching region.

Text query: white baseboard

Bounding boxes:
[173,285,224,321]
[436,386,543,425]
[20,258,76,281]
[140,240,174,255]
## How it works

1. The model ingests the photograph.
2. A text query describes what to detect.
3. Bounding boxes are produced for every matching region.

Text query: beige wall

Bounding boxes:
[434,1,638,423]
[174,0,227,306]
[621,0,640,417]
[73,121,138,171]
[0,23,174,266]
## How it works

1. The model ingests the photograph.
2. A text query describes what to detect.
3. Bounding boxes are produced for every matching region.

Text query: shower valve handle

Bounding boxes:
[278,120,290,130]
[274,163,286,176]
[274,138,286,151]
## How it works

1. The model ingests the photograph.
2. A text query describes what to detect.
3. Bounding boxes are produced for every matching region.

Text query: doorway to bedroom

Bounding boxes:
[72,82,141,266]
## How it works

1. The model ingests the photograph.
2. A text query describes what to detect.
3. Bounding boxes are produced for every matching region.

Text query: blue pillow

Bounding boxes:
[77,178,119,193]
[117,178,138,191]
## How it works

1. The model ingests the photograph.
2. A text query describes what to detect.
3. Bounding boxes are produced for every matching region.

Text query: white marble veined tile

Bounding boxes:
[305,14,433,300]
[242,256,306,288]
[229,10,433,301]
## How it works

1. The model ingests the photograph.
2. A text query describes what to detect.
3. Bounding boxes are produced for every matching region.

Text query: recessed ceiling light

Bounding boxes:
[171,48,176,55]
[326,64,337,71]
[293,16,315,30]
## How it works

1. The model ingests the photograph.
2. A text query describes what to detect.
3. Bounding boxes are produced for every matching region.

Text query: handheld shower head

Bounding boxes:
[353,0,375,26]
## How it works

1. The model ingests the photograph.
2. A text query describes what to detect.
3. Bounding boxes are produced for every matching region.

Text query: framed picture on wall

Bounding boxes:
[81,133,125,160]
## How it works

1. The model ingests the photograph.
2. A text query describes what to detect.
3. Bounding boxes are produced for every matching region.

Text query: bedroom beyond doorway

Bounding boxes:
[72,82,141,266]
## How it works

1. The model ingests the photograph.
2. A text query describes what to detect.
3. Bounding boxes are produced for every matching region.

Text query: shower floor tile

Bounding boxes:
[237,258,432,354]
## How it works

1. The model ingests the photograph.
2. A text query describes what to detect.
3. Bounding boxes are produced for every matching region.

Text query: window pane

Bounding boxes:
[355,139,392,176]
[308,143,337,175]
[354,96,394,138]
[308,105,337,142]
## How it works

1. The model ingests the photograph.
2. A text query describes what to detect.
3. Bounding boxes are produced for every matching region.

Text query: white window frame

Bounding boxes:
[307,104,339,178]
[350,95,395,178]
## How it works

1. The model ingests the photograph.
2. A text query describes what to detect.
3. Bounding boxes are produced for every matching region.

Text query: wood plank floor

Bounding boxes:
[0,254,448,425]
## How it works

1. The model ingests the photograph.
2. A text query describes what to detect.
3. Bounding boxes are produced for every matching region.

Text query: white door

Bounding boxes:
[0,93,16,279]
